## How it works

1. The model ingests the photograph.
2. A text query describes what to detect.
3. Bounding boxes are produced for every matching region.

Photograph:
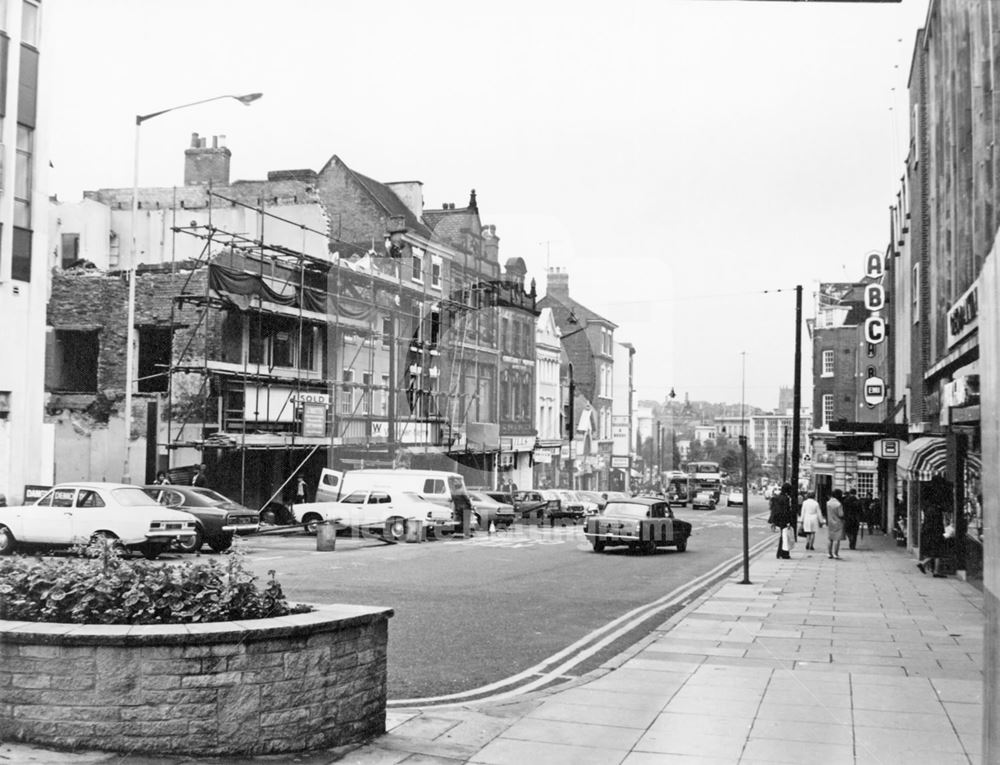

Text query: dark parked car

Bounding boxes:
[584,496,692,554]
[143,485,259,553]
[511,490,555,522]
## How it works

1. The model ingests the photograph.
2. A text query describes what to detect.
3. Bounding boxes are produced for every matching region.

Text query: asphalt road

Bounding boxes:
[240,495,776,700]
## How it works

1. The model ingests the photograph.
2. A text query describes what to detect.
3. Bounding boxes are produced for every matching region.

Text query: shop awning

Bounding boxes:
[896,437,946,481]
[897,437,983,482]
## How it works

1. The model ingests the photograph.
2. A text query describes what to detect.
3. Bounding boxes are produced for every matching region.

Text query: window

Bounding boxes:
[341,491,367,504]
[340,369,355,414]
[821,349,834,377]
[411,252,423,282]
[822,394,834,426]
[912,263,920,323]
[50,329,99,392]
[361,372,372,414]
[21,2,39,47]
[381,316,392,350]
[61,233,80,269]
[856,472,875,498]
[423,479,445,493]
[137,326,172,393]
[76,490,105,508]
[431,258,441,288]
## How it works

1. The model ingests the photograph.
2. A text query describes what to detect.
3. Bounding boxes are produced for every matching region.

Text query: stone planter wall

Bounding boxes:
[0,604,393,756]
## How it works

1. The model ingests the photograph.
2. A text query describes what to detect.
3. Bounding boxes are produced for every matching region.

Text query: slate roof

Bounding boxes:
[423,207,480,251]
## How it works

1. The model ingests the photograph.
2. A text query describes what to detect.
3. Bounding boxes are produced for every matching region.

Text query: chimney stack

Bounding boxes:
[546,266,570,299]
[483,223,500,262]
[386,181,424,220]
[184,132,232,186]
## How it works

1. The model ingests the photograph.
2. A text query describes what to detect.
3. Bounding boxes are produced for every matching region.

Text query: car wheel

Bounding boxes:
[0,525,16,555]
[207,534,233,554]
[91,532,128,558]
[175,527,203,554]
[592,539,605,553]
[139,542,166,560]
[384,516,406,542]
[302,513,323,535]
[676,539,688,552]
[642,540,657,555]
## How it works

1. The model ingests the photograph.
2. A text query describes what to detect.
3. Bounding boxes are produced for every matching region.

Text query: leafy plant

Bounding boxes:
[0,541,310,624]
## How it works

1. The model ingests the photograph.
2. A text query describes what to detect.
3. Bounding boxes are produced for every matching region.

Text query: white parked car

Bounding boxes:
[726,489,745,507]
[294,489,456,540]
[0,482,198,559]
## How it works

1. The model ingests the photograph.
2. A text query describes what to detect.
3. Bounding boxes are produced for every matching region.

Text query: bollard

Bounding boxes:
[405,518,424,543]
[315,520,337,551]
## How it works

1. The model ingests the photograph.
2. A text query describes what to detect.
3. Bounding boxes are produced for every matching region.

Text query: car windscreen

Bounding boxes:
[112,487,160,507]
[188,488,232,504]
[602,502,649,519]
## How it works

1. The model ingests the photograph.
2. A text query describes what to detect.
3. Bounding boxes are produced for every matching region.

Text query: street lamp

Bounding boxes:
[560,312,587,491]
[122,92,263,483]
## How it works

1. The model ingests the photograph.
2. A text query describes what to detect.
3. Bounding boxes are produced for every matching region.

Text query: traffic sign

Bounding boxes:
[864,376,886,407]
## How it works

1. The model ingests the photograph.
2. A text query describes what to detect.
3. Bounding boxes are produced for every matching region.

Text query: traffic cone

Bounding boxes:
[488,520,496,535]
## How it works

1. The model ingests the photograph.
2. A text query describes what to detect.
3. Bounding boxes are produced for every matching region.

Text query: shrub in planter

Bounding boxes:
[0,540,310,624]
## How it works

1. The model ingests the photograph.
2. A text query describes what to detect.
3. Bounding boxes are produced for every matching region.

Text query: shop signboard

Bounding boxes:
[864,376,886,407]
[873,439,900,459]
[946,279,979,348]
[611,455,629,468]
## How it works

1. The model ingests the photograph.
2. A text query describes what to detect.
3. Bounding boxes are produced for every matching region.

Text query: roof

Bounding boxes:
[423,207,480,251]
[321,155,433,239]
[538,294,618,330]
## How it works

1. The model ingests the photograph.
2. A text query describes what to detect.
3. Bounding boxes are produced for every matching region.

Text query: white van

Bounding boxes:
[317,468,469,510]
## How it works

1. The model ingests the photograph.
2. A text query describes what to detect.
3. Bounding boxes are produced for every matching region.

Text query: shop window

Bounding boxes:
[137,326,171,393]
[52,329,99,392]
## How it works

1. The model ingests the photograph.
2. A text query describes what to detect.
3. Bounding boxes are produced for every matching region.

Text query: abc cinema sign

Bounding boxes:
[862,251,887,407]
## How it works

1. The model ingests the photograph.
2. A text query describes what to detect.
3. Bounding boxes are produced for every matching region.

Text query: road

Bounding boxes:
[240,495,776,701]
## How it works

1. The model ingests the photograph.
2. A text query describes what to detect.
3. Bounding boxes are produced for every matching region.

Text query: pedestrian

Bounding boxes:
[916,503,946,577]
[768,482,796,559]
[154,471,170,485]
[843,488,862,550]
[295,475,308,505]
[799,491,823,550]
[191,463,209,488]
[863,492,879,534]
[826,489,845,559]
[0,493,6,507]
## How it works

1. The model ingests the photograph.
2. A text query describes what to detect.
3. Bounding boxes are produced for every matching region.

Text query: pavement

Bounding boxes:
[2,530,985,765]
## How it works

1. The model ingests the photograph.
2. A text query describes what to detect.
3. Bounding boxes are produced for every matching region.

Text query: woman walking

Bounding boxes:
[800,491,823,550]
[826,488,845,559]
[917,504,946,577]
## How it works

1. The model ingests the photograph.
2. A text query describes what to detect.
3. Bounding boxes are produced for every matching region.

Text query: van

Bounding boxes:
[316,468,471,522]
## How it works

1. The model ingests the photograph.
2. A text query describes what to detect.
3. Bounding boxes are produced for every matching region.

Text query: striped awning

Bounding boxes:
[896,437,983,482]
[896,437,946,482]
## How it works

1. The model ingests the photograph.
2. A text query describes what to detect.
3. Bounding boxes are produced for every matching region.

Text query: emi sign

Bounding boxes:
[864,376,886,407]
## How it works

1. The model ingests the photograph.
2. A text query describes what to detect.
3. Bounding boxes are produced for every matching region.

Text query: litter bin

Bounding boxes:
[316,520,338,551]
[405,519,424,543]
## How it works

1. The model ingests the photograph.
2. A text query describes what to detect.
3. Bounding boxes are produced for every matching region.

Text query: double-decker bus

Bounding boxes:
[687,461,723,501]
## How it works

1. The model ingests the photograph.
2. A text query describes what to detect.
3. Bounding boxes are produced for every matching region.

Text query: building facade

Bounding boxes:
[0,0,49,505]
[533,307,562,488]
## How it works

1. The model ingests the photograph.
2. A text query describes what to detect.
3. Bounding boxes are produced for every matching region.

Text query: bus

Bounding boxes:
[687,461,723,501]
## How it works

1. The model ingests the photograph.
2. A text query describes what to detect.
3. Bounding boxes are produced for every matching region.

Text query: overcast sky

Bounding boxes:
[43,0,929,411]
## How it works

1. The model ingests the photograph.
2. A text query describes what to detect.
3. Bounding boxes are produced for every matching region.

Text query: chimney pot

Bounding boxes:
[190,132,200,148]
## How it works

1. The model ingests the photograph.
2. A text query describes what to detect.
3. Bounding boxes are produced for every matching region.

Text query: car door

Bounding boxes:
[22,487,77,544]
[71,488,108,544]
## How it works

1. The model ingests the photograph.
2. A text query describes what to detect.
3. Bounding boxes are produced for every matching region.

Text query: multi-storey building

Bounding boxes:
[806,280,888,503]
[538,268,616,490]
[611,341,636,491]
[533,307,562,488]
[714,412,810,475]
[46,137,536,507]
[0,0,48,504]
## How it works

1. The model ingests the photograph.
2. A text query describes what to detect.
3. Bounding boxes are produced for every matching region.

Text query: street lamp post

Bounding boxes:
[122,93,262,484]
[739,351,751,585]
[559,315,588,491]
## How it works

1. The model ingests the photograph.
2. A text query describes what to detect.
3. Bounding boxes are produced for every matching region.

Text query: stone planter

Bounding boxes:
[0,604,393,757]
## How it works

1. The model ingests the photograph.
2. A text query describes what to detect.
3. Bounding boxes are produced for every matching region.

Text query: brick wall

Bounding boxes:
[0,605,392,756]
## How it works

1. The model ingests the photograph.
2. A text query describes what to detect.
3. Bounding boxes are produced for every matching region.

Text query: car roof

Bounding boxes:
[54,482,134,491]
[613,496,666,506]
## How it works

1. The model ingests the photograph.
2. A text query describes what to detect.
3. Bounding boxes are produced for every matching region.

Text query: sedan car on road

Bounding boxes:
[143,485,259,553]
[0,483,197,559]
[584,497,692,554]
[551,490,588,523]
[726,489,745,507]
[692,491,717,510]
[467,491,515,529]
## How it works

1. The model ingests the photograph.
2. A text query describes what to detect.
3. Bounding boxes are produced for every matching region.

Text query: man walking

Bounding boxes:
[843,488,862,550]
